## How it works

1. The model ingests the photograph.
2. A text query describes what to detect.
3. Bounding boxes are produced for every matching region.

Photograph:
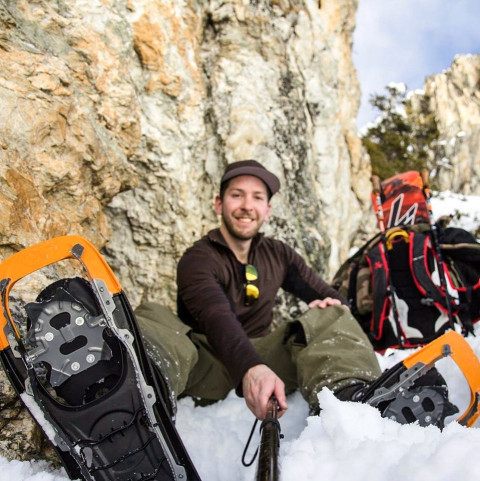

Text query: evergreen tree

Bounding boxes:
[361,84,440,183]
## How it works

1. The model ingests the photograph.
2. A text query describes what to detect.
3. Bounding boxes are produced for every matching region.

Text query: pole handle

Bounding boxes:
[371,175,381,195]
[421,169,430,189]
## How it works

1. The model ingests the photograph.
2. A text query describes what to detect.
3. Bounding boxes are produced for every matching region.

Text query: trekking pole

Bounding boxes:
[372,175,404,348]
[241,397,283,481]
[420,169,456,330]
[256,397,282,481]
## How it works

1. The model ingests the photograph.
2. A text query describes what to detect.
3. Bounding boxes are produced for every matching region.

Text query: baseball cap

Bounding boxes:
[220,160,280,196]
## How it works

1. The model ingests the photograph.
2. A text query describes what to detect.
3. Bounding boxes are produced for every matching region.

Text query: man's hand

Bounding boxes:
[308,297,349,310]
[242,364,287,420]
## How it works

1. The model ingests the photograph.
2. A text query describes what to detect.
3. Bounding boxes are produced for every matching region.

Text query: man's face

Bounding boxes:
[215,175,271,241]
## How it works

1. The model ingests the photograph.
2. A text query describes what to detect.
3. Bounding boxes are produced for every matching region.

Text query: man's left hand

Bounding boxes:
[308,297,349,309]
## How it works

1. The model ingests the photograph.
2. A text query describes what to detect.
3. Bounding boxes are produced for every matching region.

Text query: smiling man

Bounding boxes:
[135,160,383,420]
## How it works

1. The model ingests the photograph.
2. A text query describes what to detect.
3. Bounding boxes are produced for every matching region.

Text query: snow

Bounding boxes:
[387,82,407,95]
[406,88,426,100]
[0,457,67,481]
[6,334,480,481]
[432,191,480,236]
[1,192,480,481]
[176,326,480,481]
[19,394,59,446]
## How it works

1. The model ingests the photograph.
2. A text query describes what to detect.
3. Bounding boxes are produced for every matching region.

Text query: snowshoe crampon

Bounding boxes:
[363,330,480,428]
[0,236,201,481]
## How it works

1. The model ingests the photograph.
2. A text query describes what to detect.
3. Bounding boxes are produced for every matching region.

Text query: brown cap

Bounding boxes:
[220,160,280,196]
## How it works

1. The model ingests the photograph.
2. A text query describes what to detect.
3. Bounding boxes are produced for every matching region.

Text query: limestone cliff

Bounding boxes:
[103,0,373,309]
[411,54,480,195]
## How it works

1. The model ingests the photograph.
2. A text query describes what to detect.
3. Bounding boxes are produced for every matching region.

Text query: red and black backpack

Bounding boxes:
[332,171,480,351]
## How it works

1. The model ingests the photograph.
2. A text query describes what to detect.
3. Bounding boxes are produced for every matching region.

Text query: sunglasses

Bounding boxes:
[244,264,259,306]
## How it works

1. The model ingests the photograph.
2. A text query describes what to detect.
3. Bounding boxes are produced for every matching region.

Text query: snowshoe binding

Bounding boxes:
[361,331,480,428]
[0,235,202,481]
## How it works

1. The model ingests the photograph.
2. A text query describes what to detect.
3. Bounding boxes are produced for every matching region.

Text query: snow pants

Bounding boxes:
[135,303,381,408]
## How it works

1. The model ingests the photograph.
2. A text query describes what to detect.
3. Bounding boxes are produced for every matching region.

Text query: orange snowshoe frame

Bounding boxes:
[0,235,121,350]
[402,330,480,427]
[366,330,480,428]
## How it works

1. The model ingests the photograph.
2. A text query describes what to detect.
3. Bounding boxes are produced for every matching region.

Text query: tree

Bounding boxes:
[361,83,440,184]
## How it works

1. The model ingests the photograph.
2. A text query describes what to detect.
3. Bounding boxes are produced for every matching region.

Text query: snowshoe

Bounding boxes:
[0,235,202,481]
[361,331,480,428]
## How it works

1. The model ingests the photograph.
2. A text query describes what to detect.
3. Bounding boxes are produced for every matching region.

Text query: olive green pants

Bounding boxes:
[135,303,381,408]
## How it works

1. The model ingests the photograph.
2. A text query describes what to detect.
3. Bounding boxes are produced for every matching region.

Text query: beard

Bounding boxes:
[221,210,262,241]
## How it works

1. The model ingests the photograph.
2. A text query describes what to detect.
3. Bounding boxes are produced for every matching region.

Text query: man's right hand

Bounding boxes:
[242,364,288,420]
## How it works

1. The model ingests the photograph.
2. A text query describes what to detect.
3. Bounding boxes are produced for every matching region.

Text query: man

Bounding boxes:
[136,160,457,427]
[136,160,382,420]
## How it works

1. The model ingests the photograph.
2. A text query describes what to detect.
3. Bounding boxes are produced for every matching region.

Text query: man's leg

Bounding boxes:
[135,303,236,403]
[135,304,296,404]
[183,327,298,401]
[135,302,198,401]
[286,305,382,408]
[181,332,235,401]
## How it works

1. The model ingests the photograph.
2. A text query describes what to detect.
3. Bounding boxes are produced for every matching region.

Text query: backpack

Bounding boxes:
[332,171,480,351]
[332,224,480,351]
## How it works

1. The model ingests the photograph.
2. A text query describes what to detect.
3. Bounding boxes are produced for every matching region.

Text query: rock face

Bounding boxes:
[0,0,373,462]
[103,0,373,309]
[0,372,58,463]
[415,54,480,194]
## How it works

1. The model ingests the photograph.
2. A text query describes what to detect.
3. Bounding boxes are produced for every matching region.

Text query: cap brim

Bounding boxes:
[221,166,280,195]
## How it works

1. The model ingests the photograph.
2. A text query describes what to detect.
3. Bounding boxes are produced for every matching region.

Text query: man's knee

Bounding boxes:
[135,302,185,328]
[297,305,370,343]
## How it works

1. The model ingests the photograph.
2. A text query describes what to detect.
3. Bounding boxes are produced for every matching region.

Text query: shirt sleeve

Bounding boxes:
[280,244,348,305]
[177,246,264,391]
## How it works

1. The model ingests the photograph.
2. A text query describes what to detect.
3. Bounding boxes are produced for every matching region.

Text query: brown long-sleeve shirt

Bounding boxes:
[176,228,346,390]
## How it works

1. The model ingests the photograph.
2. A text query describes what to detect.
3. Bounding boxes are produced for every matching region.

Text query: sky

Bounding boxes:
[353,0,480,129]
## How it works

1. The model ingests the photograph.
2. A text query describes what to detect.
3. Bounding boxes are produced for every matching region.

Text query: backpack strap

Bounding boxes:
[347,262,361,318]
[409,231,460,316]
[442,257,480,334]
[365,242,391,341]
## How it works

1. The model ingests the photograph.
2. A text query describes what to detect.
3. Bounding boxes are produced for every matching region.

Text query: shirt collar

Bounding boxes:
[207,228,264,251]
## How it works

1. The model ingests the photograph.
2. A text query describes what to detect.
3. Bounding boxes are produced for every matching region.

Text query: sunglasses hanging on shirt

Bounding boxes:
[244,264,259,306]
